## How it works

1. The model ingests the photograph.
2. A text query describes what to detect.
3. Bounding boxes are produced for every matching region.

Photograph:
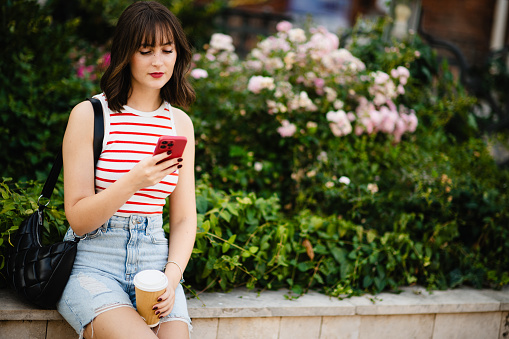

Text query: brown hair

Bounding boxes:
[100,1,195,112]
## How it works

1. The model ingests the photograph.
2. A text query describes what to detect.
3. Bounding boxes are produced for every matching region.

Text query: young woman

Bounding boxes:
[57,2,196,338]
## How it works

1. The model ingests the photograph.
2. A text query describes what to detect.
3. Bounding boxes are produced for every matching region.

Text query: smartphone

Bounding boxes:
[153,135,187,162]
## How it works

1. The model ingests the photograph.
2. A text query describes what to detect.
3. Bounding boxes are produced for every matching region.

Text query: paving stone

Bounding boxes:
[191,318,218,339]
[499,312,509,339]
[216,317,280,339]
[320,315,361,339]
[279,316,321,339]
[0,289,62,321]
[433,312,501,339]
[46,320,77,339]
[0,320,47,339]
[358,314,434,339]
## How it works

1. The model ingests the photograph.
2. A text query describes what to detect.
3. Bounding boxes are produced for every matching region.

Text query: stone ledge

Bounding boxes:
[0,289,62,321]
[1,285,508,321]
[187,285,509,319]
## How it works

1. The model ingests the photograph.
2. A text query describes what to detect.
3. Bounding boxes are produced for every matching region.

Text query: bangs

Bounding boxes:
[102,1,195,111]
[137,18,174,48]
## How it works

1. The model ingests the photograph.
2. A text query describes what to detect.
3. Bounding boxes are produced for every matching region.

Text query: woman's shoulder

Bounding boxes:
[64,100,96,143]
[70,94,105,118]
[70,100,95,120]
[171,106,194,133]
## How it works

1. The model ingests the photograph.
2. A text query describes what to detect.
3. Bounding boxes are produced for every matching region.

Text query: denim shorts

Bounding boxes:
[57,215,191,337]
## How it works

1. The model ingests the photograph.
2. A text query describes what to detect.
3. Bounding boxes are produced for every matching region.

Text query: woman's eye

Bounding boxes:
[140,51,151,55]
[163,50,174,54]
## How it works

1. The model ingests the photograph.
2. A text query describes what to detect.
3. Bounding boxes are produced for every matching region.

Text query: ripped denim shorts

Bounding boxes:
[57,215,191,337]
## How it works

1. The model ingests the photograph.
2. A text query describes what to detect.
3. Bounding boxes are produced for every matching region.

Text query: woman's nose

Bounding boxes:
[152,53,163,66]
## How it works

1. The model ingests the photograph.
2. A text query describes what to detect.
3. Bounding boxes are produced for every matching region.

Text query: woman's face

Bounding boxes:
[129,35,177,94]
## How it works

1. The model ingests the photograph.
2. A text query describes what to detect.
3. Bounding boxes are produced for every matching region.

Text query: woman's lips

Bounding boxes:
[150,72,164,78]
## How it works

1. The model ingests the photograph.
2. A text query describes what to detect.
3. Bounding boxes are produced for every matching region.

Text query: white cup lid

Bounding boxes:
[133,270,168,292]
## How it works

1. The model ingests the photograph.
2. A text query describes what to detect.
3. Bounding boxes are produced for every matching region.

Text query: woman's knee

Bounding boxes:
[157,319,190,339]
[83,306,157,339]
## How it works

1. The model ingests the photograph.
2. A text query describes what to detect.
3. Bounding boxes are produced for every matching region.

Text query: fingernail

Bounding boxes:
[167,151,172,155]
[159,315,163,318]
[177,164,182,169]
[157,298,162,302]
[155,310,160,315]
[177,158,183,162]
[152,306,158,310]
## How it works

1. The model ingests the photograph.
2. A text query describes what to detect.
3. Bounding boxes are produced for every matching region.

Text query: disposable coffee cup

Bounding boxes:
[134,270,168,327]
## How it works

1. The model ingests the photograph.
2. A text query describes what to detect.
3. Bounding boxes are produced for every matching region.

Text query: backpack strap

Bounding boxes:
[88,97,104,166]
[39,98,104,203]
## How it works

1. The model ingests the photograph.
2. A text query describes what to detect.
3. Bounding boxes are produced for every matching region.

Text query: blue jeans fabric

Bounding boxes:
[56,215,191,337]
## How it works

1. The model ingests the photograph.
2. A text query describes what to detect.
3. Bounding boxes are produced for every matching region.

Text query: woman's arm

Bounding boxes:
[63,101,182,236]
[164,108,197,290]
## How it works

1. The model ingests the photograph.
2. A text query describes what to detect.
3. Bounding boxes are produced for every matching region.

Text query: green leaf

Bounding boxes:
[363,275,373,288]
[329,246,347,265]
[201,220,210,233]
[222,242,230,253]
[314,273,324,284]
[209,213,218,227]
[225,203,239,216]
[219,209,231,222]
[297,262,311,272]
[236,197,252,205]
[196,195,208,214]
[291,284,303,295]
[374,276,386,291]
[366,229,377,243]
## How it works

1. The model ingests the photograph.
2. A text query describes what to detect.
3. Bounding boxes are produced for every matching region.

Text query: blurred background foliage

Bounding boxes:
[0,0,225,181]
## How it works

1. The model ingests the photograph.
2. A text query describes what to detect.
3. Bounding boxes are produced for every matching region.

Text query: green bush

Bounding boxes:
[185,18,509,292]
[188,178,290,291]
[2,168,507,294]
[0,0,97,181]
[188,18,477,211]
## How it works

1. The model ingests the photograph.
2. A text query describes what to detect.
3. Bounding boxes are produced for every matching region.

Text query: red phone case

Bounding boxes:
[153,136,187,161]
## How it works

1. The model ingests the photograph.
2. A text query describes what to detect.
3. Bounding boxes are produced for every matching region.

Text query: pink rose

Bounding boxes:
[397,66,410,79]
[407,112,418,132]
[393,118,406,143]
[277,120,297,137]
[276,21,293,32]
[247,76,275,94]
[314,78,325,88]
[102,53,111,68]
[190,68,208,79]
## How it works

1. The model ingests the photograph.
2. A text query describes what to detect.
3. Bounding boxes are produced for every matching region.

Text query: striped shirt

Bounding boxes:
[94,94,179,216]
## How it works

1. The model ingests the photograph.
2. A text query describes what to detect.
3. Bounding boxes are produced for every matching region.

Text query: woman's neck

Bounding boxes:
[126,89,163,112]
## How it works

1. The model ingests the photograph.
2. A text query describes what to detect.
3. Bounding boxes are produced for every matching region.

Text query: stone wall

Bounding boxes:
[1,286,509,339]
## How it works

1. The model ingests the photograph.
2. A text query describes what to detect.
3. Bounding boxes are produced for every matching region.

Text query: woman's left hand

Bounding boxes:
[153,286,176,319]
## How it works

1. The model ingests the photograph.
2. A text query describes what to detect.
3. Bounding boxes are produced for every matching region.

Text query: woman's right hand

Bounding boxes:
[127,152,183,191]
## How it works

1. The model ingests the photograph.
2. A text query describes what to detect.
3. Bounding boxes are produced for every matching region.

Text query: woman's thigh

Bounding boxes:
[157,320,190,339]
[83,306,157,339]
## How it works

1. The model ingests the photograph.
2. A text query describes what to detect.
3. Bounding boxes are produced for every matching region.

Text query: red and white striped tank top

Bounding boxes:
[94,93,179,217]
